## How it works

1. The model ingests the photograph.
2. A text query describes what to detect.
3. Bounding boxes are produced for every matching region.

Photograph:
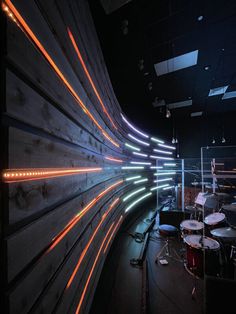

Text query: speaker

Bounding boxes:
[205,275,236,314]
[159,210,190,229]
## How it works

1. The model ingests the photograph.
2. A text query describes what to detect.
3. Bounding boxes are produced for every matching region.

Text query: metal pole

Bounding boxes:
[182,159,184,212]
[201,147,204,192]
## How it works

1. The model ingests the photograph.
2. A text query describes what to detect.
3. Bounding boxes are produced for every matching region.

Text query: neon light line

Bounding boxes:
[130,161,151,165]
[125,143,140,151]
[125,192,152,213]
[150,166,163,169]
[125,176,142,181]
[105,156,123,163]
[3,0,119,148]
[123,187,146,202]
[121,114,149,138]
[75,219,118,314]
[149,155,174,160]
[2,167,102,183]
[164,163,177,166]
[158,143,176,150]
[46,180,123,252]
[128,134,150,146]
[122,166,144,170]
[66,198,119,289]
[150,137,164,144]
[153,172,176,176]
[103,215,123,254]
[153,149,172,155]
[67,28,117,130]
[163,186,175,190]
[150,184,169,191]
[132,152,148,157]
[153,178,173,183]
[134,178,148,184]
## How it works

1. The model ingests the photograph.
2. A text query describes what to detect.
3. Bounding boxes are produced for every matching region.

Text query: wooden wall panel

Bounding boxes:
[0,0,172,313]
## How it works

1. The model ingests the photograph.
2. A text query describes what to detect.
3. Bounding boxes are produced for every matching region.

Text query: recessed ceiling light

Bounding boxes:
[197,15,204,21]
[204,65,210,70]
[208,86,228,97]
[144,72,149,76]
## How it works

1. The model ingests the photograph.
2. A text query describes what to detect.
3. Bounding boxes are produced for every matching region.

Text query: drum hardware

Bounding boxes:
[180,220,204,238]
[204,212,226,237]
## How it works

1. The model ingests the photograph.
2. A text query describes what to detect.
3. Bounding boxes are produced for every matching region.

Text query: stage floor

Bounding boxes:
[90,204,204,314]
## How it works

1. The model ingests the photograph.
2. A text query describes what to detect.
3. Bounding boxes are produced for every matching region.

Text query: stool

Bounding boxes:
[155,224,181,263]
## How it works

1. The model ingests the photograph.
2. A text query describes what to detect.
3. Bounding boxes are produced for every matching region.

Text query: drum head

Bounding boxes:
[184,235,220,250]
[204,212,225,225]
[180,220,204,231]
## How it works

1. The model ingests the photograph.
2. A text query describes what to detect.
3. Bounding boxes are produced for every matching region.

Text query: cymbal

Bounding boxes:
[222,204,236,212]
[211,227,236,239]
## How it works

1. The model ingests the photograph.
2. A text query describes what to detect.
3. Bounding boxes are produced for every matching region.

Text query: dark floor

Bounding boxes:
[90,203,205,314]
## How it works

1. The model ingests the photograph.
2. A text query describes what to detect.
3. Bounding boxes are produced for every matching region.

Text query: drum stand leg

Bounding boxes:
[155,238,182,263]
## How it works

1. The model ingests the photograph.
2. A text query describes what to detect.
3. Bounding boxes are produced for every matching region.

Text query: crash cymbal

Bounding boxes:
[222,204,236,212]
[210,227,236,239]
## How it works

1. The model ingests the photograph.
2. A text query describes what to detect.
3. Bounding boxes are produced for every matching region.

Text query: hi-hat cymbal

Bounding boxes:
[211,227,236,239]
[222,204,236,212]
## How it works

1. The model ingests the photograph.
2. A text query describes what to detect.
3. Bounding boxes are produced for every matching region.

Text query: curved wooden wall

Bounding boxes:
[1,1,177,313]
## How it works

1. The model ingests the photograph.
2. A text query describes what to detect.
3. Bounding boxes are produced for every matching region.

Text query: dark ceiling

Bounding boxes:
[89,0,236,155]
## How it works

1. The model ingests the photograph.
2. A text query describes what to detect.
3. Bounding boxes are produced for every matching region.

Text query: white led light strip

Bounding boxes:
[121,113,149,138]
[151,137,164,144]
[128,134,150,146]
[133,152,148,157]
[150,184,169,191]
[123,187,146,202]
[150,166,163,169]
[153,172,176,176]
[134,178,148,184]
[125,143,140,151]
[122,166,144,170]
[125,175,142,181]
[158,143,176,150]
[164,163,177,166]
[125,192,152,213]
[163,186,175,190]
[154,178,173,183]
[150,155,174,160]
[153,149,172,155]
[130,161,151,165]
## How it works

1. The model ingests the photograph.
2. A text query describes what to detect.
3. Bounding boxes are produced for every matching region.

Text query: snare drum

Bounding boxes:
[204,212,226,236]
[180,220,204,237]
[184,235,220,277]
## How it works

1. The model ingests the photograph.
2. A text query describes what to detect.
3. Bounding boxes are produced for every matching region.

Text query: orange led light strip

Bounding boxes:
[68,28,117,130]
[3,0,119,148]
[103,215,123,253]
[46,180,123,252]
[66,197,119,289]
[105,156,123,163]
[2,167,102,183]
[75,216,123,314]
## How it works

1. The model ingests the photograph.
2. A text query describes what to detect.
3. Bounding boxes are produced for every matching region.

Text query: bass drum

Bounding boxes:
[184,235,220,278]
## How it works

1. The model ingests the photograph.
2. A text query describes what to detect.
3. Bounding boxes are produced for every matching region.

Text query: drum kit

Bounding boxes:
[180,199,236,281]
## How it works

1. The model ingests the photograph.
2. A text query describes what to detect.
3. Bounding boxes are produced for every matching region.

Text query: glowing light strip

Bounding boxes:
[66,198,119,289]
[125,143,140,151]
[103,215,123,253]
[158,143,176,150]
[123,187,146,202]
[149,155,174,160]
[122,166,144,170]
[125,176,142,181]
[46,180,123,252]
[3,0,119,148]
[153,149,172,155]
[164,163,177,166]
[153,172,176,176]
[153,178,173,183]
[2,167,102,183]
[68,28,117,130]
[105,156,123,163]
[121,114,149,138]
[125,192,152,213]
[150,166,163,169]
[134,178,148,184]
[130,161,151,165]
[150,184,169,191]
[150,137,164,144]
[75,219,119,314]
[128,134,150,146]
[132,152,148,157]
[163,186,175,190]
